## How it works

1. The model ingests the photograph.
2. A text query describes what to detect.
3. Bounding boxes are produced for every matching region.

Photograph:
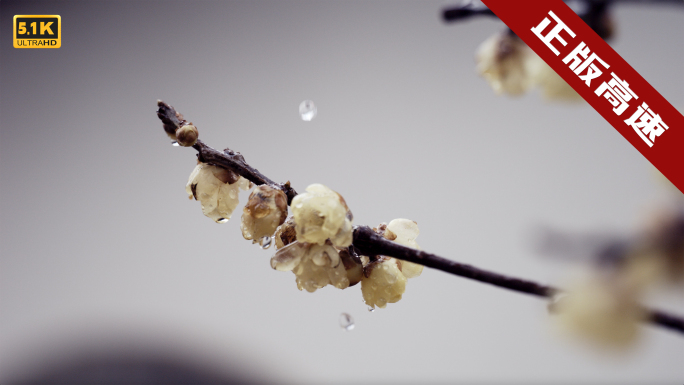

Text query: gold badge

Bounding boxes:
[14,15,61,48]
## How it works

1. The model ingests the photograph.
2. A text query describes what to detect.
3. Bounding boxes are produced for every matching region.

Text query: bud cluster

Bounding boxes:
[182,157,426,307]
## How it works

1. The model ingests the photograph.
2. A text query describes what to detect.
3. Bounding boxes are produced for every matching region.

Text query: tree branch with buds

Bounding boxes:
[156,100,684,338]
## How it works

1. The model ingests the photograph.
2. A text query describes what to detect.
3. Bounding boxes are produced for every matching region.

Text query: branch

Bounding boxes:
[191,140,298,205]
[649,309,684,334]
[352,225,556,297]
[156,100,684,336]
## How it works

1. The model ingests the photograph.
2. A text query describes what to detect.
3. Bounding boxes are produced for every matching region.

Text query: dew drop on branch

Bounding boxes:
[299,100,317,121]
[171,141,180,147]
[339,313,355,331]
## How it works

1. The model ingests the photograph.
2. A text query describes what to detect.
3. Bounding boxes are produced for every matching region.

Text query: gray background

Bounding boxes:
[1,0,683,383]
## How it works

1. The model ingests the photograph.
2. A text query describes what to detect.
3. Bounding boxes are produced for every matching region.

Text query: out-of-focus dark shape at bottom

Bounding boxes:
[9,351,268,385]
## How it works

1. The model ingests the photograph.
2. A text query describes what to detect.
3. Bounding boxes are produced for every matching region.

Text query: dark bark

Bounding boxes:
[353,225,557,297]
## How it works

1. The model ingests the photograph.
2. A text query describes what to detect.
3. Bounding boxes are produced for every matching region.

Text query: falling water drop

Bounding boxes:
[260,236,272,249]
[339,313,355,331]
[216,218,229,224]
[367,306,375,313]
[171,141,180,147]
[299,100,317,121]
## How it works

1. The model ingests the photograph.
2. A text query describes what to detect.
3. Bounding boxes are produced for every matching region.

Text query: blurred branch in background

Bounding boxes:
[442,0,684,100]
[443,0,684,28]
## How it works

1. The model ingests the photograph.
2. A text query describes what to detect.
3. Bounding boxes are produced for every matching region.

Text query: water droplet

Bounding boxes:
[339,313,355,331]
[367,306,375,313]
[171,141,180,146]
[260,236,272,249]
[217,218,228,224]
[299,100,317,121]
[547,292,567,314]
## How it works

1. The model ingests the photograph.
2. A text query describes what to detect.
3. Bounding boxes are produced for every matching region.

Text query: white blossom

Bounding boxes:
[291,184,353,247]
[185,163,251,223]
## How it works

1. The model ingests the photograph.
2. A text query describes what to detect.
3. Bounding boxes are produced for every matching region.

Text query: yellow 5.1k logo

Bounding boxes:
[13,15,61,48]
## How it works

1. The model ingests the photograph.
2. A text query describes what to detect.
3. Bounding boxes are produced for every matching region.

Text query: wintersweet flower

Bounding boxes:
[291,184,353,247]
[185,163,251,223]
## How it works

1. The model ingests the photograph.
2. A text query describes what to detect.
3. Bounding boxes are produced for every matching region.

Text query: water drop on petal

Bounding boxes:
[299,100,317,121]
[217,218,229,224]
[260,236,272,249]
[339,313,355,331]
[367,306,375,313]
[171,141,180,147]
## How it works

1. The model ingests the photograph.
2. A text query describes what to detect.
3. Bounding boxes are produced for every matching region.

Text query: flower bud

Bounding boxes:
[241,185,288,243]
[176,124,199,147]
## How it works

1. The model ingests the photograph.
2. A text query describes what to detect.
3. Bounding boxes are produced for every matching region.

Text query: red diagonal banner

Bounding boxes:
[481,0,683,193]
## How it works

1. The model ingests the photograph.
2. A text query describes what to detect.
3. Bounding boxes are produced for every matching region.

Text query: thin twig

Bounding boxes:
[192,140,298,205]
[156,100,684,335]
[157,100,298,204]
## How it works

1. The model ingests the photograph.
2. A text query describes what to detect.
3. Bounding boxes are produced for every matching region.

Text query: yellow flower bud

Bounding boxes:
[176,124,199,147]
